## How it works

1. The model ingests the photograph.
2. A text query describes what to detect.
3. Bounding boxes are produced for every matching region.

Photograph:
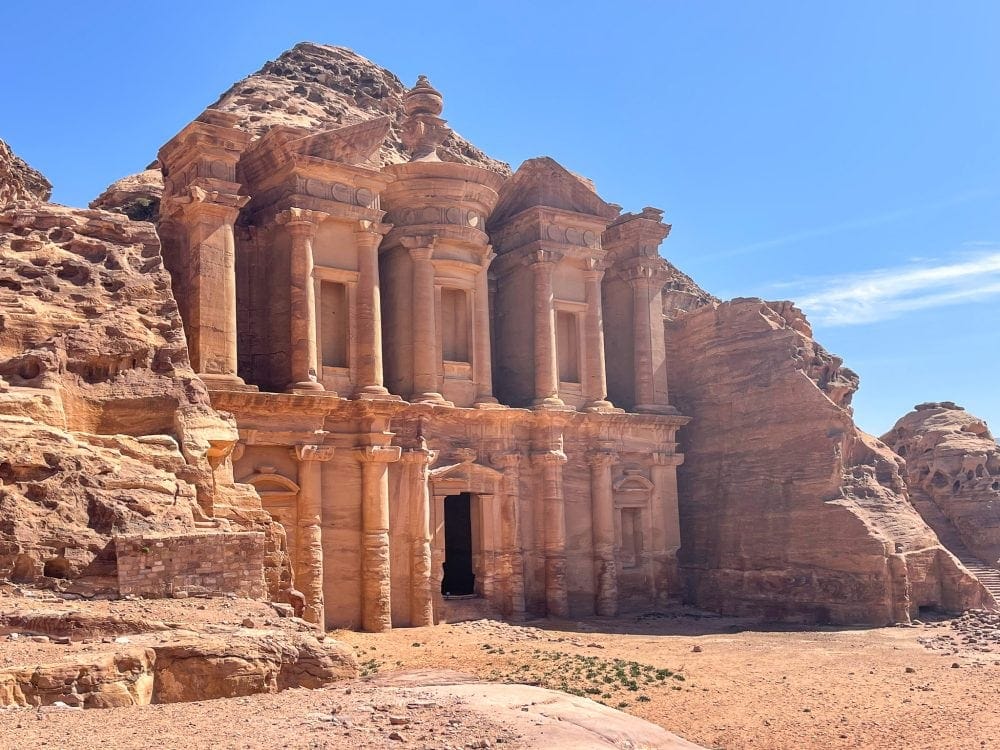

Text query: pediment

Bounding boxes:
[489,156,619,229]
[288,117,391,165]
[429,461,503,494]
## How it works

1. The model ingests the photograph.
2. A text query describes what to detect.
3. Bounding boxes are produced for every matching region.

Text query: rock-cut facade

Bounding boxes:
[156,78,690,630]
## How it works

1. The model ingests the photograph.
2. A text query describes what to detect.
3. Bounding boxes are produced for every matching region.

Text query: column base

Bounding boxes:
[287,380,327,393]
[532,396,567,409]
[414,392,453,406]
[583,399,622,413]
[634,403,680,415]
[474,395,507,410]
[354,385,403,401]
[198,373,258,392]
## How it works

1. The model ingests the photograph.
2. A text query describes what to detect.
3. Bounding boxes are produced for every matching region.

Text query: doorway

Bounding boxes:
[441,492,475,596]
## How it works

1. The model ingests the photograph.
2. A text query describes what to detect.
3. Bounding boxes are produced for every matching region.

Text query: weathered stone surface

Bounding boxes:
[0,139,51,207]
[884,403,1000,565]
[151,632,357,702]
[0,647,155,708]
[0,197,289,596]
[211,42,509,174]
[666,299,989,623]
[0,633,356,708]
[89,168,163,221]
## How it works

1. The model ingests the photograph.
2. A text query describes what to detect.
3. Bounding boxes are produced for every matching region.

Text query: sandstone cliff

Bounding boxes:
[883,404,1000,567]
[90,168,163,222]
[0,153,288,595]
[0,139,51,207]
[93,43,509,218]
[665,299,990,623]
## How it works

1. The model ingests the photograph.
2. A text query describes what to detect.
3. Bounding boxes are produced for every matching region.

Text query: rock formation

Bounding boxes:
[0,150,289,597]
[90,167,163,222]
[666,300,990,623]
[0,139,51,207]
[211,42,509,173]
[4,43,993,629]
[884,404,1000,569]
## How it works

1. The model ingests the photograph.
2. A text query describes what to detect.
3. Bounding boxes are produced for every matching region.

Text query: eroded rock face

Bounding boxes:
[0,195,289,594]
[884,404,1000,565]
[0,634,356,708]
[89,168,163,222]
[211,42,510,174]
[666,300,989,623]
[0,139,51,207]
[151,632,357,702]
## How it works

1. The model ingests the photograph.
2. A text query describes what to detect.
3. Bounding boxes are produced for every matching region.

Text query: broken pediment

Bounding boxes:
[488,156,620,229]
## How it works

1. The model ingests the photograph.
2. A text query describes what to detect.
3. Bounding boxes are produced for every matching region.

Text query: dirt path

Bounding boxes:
[335,612,1000,750]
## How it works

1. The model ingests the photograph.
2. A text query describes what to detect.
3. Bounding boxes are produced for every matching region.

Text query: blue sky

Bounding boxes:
[5,1,998,435]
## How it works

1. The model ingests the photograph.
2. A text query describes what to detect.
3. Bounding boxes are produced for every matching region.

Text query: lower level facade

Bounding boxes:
[215,391,686,631]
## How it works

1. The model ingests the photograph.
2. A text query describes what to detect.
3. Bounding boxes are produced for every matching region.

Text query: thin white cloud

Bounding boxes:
[785,251,1000,326]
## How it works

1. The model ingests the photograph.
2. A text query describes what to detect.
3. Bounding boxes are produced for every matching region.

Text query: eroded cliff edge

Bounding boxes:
[884,404,1000,567]
[0,156,289,597]
[666,299,990,623]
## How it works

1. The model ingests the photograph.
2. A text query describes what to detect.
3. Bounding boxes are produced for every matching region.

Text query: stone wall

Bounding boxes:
[116,532,266,599]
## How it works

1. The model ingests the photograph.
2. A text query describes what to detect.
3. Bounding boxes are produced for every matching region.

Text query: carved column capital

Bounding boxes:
[651,451,685,467]
[277,208,329,236]
[355,445,403,464]
[293,444,336,462]
[355,220,392,247]
[523,248,563,268]
[530,450,568,467]
[401,234,437,259]
[400,446,439,466]
[587,450,619,468]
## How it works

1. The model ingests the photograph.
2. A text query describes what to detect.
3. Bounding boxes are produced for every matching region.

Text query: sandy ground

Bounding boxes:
[334,611,1000,750]
[2,588,999,750]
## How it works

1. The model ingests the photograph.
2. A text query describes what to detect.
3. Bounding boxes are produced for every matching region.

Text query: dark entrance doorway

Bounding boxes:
[441,492,475,596]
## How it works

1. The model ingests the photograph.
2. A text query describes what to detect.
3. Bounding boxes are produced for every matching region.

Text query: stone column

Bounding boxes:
[354,221,391,397]
[279,209,329,392]
[401,442,437,627]
[650,450,684,603]
[528,251,564,408]
[628,268,670,412]
[293,444,336,627]
[355,443,402,632]
[473,251,498,406]
[588,448,619,616]
[177,194,248,385]
[533,449,569,617]
[583,262,613,411]
[406,240,445,402]
[492,451,526,619]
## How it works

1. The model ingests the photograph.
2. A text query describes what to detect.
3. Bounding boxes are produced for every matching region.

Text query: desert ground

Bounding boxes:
[2,588,999,750]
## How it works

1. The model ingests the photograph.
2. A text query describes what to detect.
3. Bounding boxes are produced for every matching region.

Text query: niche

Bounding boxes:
[441,288,470,363]
[320,281,348,368]
[556,310,580,383]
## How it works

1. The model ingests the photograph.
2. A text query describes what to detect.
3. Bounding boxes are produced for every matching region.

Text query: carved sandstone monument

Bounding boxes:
[2,44,993,636]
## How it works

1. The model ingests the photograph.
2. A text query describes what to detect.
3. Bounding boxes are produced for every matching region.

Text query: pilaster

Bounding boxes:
[292,443,335,627]
[355,442,403,632]
[400,442,438,627]
[526,249,564,409]
[277,208,329,393]
[588,447,619,616]
[531,448,569,617]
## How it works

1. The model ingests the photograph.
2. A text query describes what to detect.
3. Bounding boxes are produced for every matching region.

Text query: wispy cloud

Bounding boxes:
[782,251,1000,326]
[701,189,992,261]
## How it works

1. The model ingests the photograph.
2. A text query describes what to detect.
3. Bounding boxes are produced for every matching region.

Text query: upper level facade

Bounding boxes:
[157,77,680,416]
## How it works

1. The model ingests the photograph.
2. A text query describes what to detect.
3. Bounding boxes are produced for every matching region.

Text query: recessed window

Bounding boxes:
[556,310,580,383]
[442,287,470,363]
[620,508,642,569]
[320,281,348,368]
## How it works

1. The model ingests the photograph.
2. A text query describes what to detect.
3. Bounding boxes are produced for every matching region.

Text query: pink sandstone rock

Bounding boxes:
[665,299,990,623]
[884,403,1000,566]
